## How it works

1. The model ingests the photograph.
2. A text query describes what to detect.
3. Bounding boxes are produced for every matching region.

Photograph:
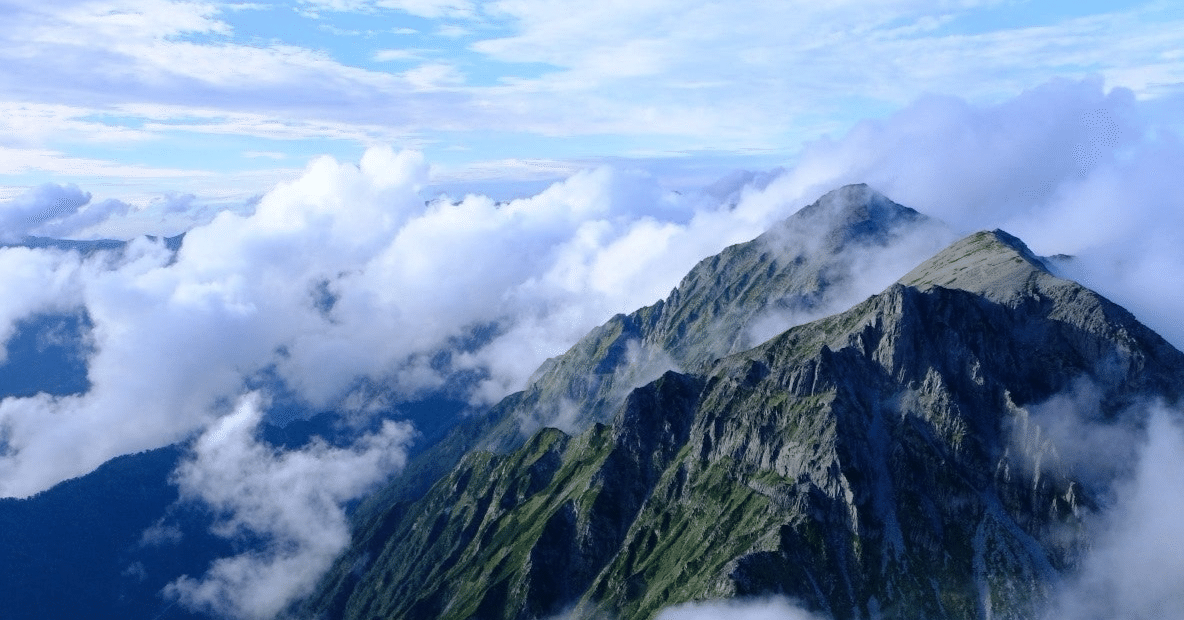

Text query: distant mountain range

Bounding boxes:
[3,186,1182,620]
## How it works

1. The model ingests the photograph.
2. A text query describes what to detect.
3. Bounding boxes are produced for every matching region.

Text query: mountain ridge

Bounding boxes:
[344,183,949,532]
[300,208,1184,620]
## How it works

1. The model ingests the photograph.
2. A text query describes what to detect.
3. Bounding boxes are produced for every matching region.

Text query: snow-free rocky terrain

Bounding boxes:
[3,185,1182,620]
[297,186,1184,619]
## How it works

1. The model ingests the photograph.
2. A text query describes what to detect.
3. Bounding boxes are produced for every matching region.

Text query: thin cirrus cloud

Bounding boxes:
[2,1,1184,209]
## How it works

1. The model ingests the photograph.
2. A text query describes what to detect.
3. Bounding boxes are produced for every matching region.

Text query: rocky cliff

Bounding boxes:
[346,185,949,530]
[299,199,1184,620]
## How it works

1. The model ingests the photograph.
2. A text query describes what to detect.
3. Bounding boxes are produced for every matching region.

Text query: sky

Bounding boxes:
[5,2,1184,619]
[2,0,1184,236]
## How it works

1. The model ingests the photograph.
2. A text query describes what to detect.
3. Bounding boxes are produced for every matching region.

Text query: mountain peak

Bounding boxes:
[776,183,925,251]
[898,229,1053,302]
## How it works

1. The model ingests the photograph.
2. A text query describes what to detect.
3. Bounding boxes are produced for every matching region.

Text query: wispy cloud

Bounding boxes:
[0,145,213,179]
[2,0,1182,205]
[372,47,421,61]
[164,393,413,620]
[299,0,476,19]
[1042,407,1184,620]
[241,150,287,159]
[656,596,826,620]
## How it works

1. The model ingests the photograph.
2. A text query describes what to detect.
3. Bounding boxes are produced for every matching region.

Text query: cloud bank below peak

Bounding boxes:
[3,77,1184,502]
[0,75,1183,620]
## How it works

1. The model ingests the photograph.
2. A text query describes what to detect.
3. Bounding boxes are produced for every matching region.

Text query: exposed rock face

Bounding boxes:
[340,184,947,541]
[308,373,703,620]
[587,232,1184,618]
[494,184,950,450]
[299,201,1184,619]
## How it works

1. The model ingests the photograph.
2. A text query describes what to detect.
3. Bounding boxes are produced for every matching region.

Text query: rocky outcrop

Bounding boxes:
[495,184,949,449]
[302,373,703,620]
[299,203,1184,620]
[575,231,1184,619]
[343,185,947,543]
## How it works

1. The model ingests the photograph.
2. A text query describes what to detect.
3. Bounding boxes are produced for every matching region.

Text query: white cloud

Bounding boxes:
[401,62,466,90]
[0,75,1183,618]
[746,77,1184,354]
[433,23,470,38]
[3,0,1183,189]
[299,0,475,19]
[455,1,1184,145]
[1008,378,1143,491]
[0,148,689,495]
[655,596,826,620]
[0,149,422,496]
[241,150,287,159]
[0,101,155,147]
[429,157,590,183]
[372,47,420,62]
[0,183,92,242]
[1,78,1182,497]
[0,1,418,116]
[164,393,413,620]
[1041,407,1184,620]
[0,247,86,365]
[0,134,841,498]
[0,145,213,179]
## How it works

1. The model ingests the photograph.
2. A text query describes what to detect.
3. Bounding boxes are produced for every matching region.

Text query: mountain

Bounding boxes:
[297,225,1184,619]
[345,185,949,530]
[0,446,225,620]
[515,182,944,436]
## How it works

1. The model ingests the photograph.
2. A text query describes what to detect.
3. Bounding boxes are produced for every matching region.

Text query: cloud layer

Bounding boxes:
[3,0,1184,210]
[165,394,413,620]
[655,596,825,620]
[1041,407,1184,620]
[3,77,1184,498]
[0,142,808,498]
[0,76,1183,619]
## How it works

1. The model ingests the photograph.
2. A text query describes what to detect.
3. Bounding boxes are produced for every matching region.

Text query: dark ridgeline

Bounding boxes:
[298,189,1184,619]
[5,187,1183,620]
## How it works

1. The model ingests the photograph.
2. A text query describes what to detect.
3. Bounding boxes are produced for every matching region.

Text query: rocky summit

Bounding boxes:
[297,189,1184,620]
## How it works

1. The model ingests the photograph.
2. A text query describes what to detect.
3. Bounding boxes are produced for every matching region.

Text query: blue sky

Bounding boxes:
[1,0,1183,233]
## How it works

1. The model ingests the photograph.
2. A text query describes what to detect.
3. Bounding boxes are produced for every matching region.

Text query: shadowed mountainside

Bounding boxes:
[299,219,1184,617]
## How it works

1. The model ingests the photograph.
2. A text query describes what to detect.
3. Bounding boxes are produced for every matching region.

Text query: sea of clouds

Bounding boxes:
[1,77,1183,618]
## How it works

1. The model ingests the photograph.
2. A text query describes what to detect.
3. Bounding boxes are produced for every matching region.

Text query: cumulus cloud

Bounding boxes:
[0,143,815,498]
[1041,407,1184,620]
[164,393,413,620]
[0,183,132,241]
[3,74,1184,619]
[655,596,826,620]
[0,246,87,366]
[7,76,1184,501]
[757,77,1184,353]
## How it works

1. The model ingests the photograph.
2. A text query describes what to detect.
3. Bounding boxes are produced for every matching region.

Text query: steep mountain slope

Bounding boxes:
[347,184,949,530]
[300,230,1184,620]
[0,446,224,620]
[515,183,946,438]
